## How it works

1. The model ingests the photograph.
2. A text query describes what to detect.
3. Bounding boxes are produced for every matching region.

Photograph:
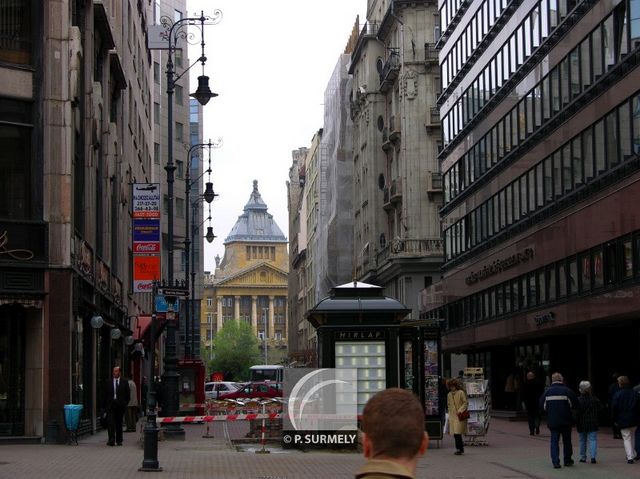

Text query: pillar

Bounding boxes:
[234,295,240,321]
[251,296,258,335]
[268,296,275,340]
[216,297,223,332]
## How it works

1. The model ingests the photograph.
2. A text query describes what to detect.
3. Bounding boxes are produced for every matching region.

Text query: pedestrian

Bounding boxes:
[446,377,469,455]
[633,379,640,461]
[539,372,578,469]
[575,380,603,464]
[102,366,130,446]
[611,375,640,464]
[608,372,622,439]
[522,371,543,435]
[125,377,138,432]
[355,388,428,479]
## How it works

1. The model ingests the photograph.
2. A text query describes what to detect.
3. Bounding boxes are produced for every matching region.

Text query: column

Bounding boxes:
[268,296,275,340]
[216,297,223,332]
[234,295,240,321]
[251,296,258,336]
[283,297,288,339]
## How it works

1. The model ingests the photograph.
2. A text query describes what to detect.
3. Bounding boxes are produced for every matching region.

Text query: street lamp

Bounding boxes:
[160,9,221,441]
[184,139,221,359]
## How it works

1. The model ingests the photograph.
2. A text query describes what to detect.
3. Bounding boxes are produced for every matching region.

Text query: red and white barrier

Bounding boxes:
[157,413,282,424]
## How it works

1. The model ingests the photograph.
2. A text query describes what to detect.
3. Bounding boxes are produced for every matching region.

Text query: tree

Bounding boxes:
[209,320,260,381]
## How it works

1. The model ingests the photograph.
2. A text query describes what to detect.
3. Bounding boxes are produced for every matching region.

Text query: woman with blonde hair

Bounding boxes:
[447,377,469,455]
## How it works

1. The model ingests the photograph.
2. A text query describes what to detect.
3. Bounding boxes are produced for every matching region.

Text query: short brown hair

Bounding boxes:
[361,388,425,459]
[618,375,630,387]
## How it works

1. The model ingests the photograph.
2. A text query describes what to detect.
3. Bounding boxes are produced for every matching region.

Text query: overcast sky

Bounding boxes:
[185,0,366,272]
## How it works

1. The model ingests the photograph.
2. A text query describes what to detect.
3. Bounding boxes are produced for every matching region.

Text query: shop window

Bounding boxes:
[568,258,578,295]
[604,242,617,285]
[547,266,556,302]
[558,263,567,298]
[528,272,538,306]
[537,269,546,304]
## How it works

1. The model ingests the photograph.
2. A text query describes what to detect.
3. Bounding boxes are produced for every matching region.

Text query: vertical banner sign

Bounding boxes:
[132,183,161,292]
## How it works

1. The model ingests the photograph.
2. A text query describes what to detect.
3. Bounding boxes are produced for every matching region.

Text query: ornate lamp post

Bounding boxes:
[183,139,220,358]
[160,9,221,441]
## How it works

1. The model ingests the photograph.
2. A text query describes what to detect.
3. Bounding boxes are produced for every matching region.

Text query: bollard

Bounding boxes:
[255,401,270,454]
[139,390,162,472]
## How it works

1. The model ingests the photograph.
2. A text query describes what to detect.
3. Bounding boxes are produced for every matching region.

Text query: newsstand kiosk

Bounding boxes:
[307,281,443,440]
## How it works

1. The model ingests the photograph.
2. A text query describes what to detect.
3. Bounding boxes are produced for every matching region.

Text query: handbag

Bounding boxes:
[457,410,470,420]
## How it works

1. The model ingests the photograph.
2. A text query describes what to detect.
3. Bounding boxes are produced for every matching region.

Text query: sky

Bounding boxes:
[186,0,366,272]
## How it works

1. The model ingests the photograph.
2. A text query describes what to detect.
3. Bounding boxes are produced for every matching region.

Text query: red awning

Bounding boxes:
[133,315,152,344]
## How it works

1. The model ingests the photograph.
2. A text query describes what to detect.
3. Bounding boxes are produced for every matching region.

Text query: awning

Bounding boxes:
[133,314,167,346]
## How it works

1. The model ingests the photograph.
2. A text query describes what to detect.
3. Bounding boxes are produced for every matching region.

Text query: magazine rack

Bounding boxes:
[462,367,490,445]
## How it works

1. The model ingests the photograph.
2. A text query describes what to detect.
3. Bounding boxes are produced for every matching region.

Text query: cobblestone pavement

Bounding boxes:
[1,418,640,479]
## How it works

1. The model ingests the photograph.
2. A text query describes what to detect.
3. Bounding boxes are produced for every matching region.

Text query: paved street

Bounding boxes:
[1,418,640,479]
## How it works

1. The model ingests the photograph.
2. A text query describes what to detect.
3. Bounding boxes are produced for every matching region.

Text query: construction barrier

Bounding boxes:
[156,413,282,423]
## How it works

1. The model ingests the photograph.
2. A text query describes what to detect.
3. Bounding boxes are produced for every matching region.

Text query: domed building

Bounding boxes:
[201,180,289,363]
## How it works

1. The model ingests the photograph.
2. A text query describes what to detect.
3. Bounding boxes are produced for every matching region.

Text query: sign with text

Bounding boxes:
[132,183,161,218]
[133,218,161,253]
[133,255,161,293]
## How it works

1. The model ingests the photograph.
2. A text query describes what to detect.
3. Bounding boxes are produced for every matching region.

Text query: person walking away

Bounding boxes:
[576,380,602,464]
[609,372,622,439]
[355,388,428,479]
[102,366,130,446]
[522,371,544,435]
[125,378,138,432]
[633,379,640,460]
[611,375,639,464]
[447,378,469,455]
[539,372,578,469]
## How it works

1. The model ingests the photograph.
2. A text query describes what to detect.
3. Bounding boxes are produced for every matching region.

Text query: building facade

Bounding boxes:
[202,181,289,365]
[426,0,640,404]
[0,0,154,439]
[348,0,444,320]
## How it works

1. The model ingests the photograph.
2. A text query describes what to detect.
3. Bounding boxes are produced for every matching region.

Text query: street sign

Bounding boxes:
[157,288,189,298]
[155,295,181,313]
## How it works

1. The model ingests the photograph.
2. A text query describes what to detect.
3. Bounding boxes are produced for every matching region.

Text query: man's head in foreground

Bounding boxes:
[361,388,428,471]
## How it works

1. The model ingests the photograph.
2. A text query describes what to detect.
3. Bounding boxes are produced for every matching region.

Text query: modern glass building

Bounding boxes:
[424,0,640,406]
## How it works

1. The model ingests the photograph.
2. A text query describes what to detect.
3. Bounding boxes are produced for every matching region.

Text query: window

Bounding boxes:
[176,160,184,179]
[207,298,213,307]
[547,266,556,302]
[176,197,184,218]
[0,1,33,65]
[579,253,591,291]
[154,142,160,165]
[175,49,183,69]
[623,239,633,279]
[558,263,567,298]
[153,61,160,84]
[593,248,604,288]
[175,85,183,105]
[594,120,606,173]
[568,257,578,295]
[175,122,183,142]
[154,102,160,125]
[606,111,619,168]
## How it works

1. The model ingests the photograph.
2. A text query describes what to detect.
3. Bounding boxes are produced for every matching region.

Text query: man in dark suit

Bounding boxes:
[102,366,130,446]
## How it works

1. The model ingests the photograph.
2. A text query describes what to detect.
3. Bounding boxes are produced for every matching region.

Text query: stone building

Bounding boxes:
[0,0,154,440]
[202,181,289,365]
[348,0,443,320]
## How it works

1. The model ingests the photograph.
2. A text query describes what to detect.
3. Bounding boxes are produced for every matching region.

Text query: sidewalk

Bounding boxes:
[1,418,640,478]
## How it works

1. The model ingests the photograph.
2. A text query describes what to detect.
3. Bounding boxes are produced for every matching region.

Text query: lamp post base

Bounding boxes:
[140,413,162,471]
[161,424,186,440]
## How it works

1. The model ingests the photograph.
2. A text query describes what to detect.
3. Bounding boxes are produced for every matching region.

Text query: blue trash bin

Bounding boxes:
[64,404,83,445]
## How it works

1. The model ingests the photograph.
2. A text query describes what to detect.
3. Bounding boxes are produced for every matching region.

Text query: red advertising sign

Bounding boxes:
[133,255,161,293]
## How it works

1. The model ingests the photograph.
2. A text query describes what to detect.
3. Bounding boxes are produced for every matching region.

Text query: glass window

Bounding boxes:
[526,93,534,135]
[542,75,551,120]
[550,68,561,113]
[606,111,619,168]
[493,195,500,233]
[543,157,553,203]
[623,239,633,279]
[603,14,616,70]
[532,6,541,48]
[534,85,542,128]
[569,48,580,100]
[528,272,537,306]
[562,144,572,193]
[547,267,556,302]
[517,26,525,65]
[510,35,518,73]
[605,242,617,285]
[520,276,528,309]
[541,0,550,38]
[583,126,595,180]
[572,137,583,187]
[594,119,606,173]
[549,0,559,28]
[528,170,536,213]
[580,253,591,291]
[520,175,528,217]
[524,17,532,58]
[592,26,604,80]
[511,110,519,147]
[568,257,578,295]
[619,101,632,159]
[513,177,521,221]
[580,38,591,89]
[560,58,570,107]
[634,95,640,154]
[505,184,513,225]
[536,163,544,207]
[553,151,562,197]
[499,190,506,228]
[593,248,604,288]
[538,269,547,303]
[558,263,567,298]
[631,0,640,39]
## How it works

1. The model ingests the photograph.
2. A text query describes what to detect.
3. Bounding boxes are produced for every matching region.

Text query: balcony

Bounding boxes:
[426,171,443,197]
[425,107,440,131]
[376,237,444,265]
[424,43,438,65]
[379,50,400,93]
[383,187,392,210]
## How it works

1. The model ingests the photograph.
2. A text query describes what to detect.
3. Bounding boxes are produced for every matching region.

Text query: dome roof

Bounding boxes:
[224,180,287,243]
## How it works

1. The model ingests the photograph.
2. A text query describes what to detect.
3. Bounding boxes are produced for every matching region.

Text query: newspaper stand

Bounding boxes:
[63,404,83,445]
[462,367,491,446]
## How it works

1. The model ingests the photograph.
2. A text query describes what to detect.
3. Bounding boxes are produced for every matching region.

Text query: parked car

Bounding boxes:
[217,381,282,400]
[204,381,243,400]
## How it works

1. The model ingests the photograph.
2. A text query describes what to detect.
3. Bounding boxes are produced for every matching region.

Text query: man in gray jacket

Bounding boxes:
[539,372,579,469]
